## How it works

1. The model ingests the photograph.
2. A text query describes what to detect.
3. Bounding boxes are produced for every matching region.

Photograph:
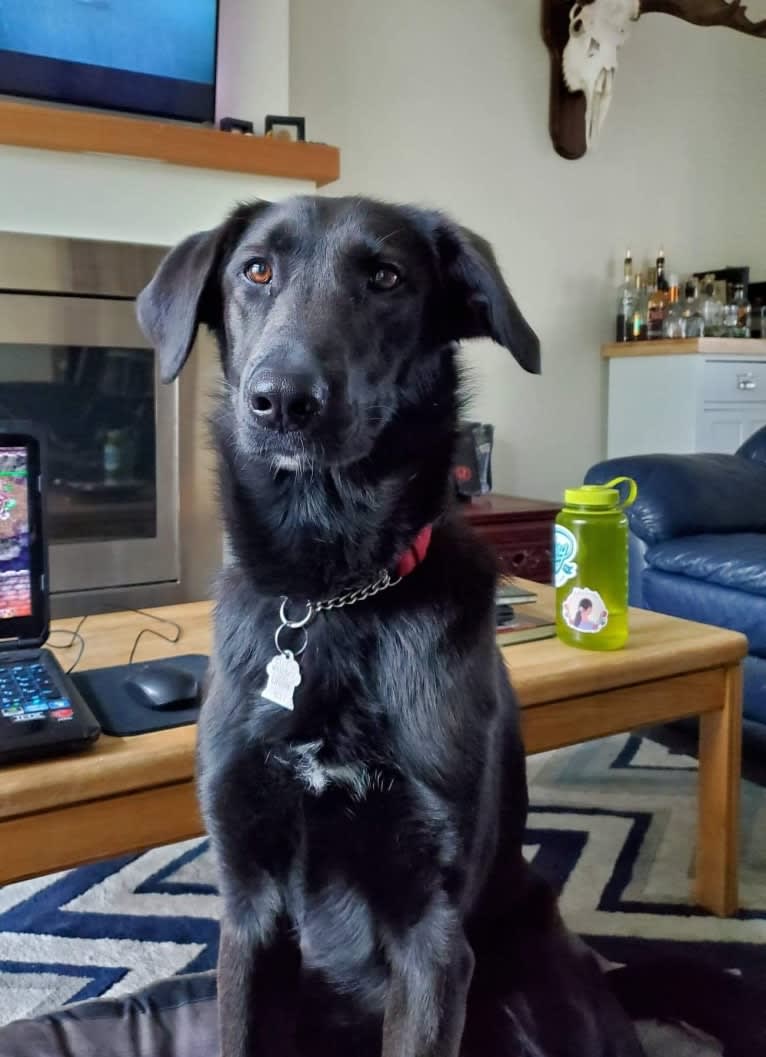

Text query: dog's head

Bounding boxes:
[137,196,539,470]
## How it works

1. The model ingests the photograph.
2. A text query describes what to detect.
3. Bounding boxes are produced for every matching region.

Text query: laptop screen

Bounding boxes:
[0,428,47,646]
[0,446,33,621]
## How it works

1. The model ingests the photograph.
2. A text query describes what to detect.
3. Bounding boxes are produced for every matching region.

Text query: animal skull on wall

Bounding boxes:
[561,0,639,149]
[542,0,766,159]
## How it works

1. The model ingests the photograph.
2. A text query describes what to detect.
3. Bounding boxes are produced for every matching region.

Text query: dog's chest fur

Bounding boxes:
[197,531,500,1000]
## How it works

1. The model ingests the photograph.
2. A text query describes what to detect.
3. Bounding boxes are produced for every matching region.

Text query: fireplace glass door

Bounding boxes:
[0,294,178,599]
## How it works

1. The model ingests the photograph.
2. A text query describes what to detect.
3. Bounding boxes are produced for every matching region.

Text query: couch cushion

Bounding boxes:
[586,455,766,545]
[737,424,766,466]
[646,534,766,598]
[643,569,766,661]
[0,969,723,1057]
[0,972,217,1057]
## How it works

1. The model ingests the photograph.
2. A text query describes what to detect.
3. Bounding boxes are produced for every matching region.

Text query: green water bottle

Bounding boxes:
[554,477,638,651]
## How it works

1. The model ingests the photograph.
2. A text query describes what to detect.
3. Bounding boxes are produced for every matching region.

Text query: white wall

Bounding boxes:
[216,0,290,131]
[289,0,766,500]
[0,148,311,244]
[0,146,310,243]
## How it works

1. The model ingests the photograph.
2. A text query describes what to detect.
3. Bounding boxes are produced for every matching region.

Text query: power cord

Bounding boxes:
[48,608,184,670]
[127,609,183,664]
[47,614,88,674]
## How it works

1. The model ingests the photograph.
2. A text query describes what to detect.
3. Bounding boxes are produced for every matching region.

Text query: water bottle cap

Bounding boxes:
[564,477,638,509]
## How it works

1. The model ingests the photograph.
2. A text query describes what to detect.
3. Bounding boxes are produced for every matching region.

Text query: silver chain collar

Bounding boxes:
[261,568,402,711]
[315,567,402,612]
[275,567,402,653]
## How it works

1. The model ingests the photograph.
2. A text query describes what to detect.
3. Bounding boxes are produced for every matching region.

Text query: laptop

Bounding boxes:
[0,423,100,765]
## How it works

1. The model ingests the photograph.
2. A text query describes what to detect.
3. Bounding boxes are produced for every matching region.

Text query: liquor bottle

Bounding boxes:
[630,274,647,340]
[723,289,738,336]
[734,284,751,337]
[646,266,657,293]
[656,250,669,293]
[662,275,684,338]
[724,285,751,338]
[700,276,724,337]
[615,250,635,342]
[647,253,668,339]
[680,279,704,338]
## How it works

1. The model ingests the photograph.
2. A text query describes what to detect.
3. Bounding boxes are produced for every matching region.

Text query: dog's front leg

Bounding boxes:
[382,909,475,1057]
[217,914,300,1057]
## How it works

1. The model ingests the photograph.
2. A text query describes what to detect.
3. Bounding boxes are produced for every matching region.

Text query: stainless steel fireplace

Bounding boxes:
[0,232,222,616]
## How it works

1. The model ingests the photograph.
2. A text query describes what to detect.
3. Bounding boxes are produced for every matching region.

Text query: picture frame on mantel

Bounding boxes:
[264,115,306,142]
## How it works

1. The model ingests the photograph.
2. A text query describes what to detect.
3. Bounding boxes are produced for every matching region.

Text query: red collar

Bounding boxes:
[395,524,433,578]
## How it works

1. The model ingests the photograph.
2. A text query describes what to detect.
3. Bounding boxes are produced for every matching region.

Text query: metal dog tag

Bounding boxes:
[261,651,302,710]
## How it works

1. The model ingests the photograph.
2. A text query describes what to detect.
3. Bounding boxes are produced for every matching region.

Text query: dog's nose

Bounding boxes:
[248,371,326,432]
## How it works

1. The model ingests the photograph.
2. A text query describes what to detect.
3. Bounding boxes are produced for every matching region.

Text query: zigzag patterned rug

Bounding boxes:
[2,733,765,1026]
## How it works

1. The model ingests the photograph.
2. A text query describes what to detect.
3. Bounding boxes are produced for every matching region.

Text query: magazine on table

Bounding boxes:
[495,580,554,645]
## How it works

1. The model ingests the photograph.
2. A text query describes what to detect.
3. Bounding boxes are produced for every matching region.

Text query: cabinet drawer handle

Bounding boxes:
[737,374,756,390]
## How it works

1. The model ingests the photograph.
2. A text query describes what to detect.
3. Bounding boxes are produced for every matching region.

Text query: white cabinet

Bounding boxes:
[605,340,766,458]
[697,409,766,452]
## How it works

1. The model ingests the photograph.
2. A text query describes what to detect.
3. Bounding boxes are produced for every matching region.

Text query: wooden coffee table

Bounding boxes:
[0,584,746,915]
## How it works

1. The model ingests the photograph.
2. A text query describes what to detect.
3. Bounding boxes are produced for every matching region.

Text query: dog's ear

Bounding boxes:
[136,226,224,383]
[433,219,541,374]
[137,201,272,383]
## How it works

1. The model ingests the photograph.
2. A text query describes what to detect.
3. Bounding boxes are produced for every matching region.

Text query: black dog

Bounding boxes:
[137,196,748,1057]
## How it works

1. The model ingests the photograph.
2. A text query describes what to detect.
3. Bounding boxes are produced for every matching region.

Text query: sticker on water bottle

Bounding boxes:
[554,525,578,588]
[562,587,608,634]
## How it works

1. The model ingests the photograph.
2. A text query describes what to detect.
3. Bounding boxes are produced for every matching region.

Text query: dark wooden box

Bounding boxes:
[461,494,559,584]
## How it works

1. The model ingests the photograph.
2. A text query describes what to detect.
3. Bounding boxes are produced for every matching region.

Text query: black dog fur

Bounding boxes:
[137,196,753,1057]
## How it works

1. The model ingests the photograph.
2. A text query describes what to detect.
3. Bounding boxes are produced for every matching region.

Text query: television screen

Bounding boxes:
[0,0,219,123]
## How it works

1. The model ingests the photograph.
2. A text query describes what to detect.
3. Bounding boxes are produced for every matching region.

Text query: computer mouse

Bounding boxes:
[125,665,201,711]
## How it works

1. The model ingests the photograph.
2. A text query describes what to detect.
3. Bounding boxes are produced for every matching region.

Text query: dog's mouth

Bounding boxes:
[265,434,381,473]
[234,399,386,473]
[238,424,379,474]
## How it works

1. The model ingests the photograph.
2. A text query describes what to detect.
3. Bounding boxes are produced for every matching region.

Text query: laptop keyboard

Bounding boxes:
[0,661,73,722]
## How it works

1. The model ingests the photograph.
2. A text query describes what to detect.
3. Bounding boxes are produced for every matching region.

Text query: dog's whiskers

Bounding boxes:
[373,229,402,249]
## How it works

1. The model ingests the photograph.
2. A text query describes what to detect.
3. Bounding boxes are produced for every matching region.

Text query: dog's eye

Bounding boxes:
[244,259,273,285]
[369,265,401,292]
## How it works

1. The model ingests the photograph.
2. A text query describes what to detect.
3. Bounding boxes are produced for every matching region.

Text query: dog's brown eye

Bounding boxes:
[244,260,273,285]
[369,265,401,291]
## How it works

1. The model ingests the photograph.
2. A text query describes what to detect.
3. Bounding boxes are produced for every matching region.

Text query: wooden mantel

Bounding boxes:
[0,100,340,186]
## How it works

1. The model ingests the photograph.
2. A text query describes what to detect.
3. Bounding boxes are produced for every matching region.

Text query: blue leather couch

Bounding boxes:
[586,426,766,750]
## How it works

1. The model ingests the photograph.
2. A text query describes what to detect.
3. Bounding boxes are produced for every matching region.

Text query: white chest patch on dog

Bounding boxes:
[290,741,373,800]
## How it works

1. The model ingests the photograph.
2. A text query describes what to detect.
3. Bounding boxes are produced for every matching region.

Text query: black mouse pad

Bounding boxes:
[71,654,209,736]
